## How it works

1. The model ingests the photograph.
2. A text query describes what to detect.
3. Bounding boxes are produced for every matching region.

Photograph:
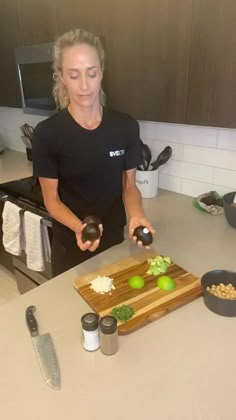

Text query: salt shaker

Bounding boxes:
[81,313,99,351]
[99,316,119,355]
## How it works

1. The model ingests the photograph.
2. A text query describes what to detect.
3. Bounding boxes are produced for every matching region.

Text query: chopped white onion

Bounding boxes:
[90,276,115,294]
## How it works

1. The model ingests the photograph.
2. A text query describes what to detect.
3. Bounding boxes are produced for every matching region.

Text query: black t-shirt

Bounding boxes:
[33,107,141,233]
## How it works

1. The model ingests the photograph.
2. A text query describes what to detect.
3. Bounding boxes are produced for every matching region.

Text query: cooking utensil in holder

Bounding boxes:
[21,135,32,162]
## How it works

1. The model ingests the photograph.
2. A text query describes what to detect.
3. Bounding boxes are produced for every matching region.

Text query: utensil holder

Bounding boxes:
[136,169,158,198]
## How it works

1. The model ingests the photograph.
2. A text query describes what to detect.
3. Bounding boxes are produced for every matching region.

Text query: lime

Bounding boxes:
[128,275,145,289]
[157,275,176,291]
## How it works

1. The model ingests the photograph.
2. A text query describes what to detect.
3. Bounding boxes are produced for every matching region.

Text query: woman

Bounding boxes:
[33,28,155,276]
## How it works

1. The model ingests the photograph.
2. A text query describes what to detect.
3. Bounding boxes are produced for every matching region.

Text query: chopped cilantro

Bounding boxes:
[111,305,135,323]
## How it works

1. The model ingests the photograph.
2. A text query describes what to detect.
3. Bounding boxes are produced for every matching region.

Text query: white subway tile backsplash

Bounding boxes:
[160,160,214,183]
[0,128,25,152]
[184,145,236,170]
[26,114,46,127]
[214,149,236,171]
[143,139,184,162]
[213,168,236,190]
[182,179,213,197]
[217,129,236,151]
[182,179,231,197]
[181,162,214,182]
[0,107,45,131]
[184,145,216,166]
[159,160,181,176]
[0,108,46,153]
[154,122,218,148]
[138,121,157,139]
[159,173,181,193]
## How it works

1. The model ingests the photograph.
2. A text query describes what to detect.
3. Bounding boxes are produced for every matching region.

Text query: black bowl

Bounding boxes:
[201,270,236,317]
[223,192,236,228]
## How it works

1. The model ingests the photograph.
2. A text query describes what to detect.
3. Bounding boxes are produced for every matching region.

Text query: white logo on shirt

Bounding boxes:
[109,150,125,157]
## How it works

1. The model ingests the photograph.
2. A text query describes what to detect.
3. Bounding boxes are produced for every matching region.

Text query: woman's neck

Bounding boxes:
[68,103,103,130]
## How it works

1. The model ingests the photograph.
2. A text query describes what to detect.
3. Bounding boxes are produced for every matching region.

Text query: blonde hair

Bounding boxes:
[52,28,105,109]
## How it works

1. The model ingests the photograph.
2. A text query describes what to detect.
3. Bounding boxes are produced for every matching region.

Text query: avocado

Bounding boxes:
[83,215,101,225]
[81,215,101,243]
[133,226,153,246]
[81,223,100,243]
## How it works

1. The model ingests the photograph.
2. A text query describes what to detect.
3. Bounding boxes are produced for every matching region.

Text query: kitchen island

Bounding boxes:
[0,189,235,420]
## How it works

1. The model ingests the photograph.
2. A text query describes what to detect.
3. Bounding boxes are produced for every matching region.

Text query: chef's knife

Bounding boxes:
[26,305,61,390]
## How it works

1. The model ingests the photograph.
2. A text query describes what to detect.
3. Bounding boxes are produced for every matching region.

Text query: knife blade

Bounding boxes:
[26,305,61,390]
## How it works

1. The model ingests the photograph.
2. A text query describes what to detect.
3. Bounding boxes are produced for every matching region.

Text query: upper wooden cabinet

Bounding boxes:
[1,0,236,128]
[0,0,22,107]
[53,0,192,123]
[54,0,103,35]
[16,0,57,45]
[186,0,236,128]
[101,0,192,123]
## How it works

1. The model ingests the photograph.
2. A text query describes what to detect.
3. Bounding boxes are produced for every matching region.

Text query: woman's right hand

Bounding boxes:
[75,223,103,252]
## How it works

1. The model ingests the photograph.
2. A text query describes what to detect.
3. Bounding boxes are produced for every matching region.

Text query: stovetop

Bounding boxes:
[0,176,44,207]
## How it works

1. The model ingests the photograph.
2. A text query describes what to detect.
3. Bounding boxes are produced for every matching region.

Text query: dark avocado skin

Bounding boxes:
[81,223,100,243]
[83,215,102,225]
[133,225,153,246]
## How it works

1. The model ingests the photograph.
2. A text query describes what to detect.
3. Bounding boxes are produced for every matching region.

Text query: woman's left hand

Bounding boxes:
[129,216,156,249]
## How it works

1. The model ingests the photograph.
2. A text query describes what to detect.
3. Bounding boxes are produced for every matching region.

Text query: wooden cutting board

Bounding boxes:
[73,251,201,335]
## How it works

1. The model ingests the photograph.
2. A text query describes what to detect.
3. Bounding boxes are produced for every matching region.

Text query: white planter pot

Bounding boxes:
[136,169,159,198]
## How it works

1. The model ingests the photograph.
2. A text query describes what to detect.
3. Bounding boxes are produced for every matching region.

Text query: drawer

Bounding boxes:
[14,268,38,294]
[12,256,51,285]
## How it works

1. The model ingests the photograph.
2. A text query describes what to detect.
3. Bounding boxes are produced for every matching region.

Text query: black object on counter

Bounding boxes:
[200,192,223,207]
[99,316,119,355]
[223,192,236,229]
[201,270,236,317]
[133,226,153,246]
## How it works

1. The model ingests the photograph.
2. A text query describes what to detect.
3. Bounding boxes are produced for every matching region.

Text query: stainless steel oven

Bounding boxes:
[0,188,53,293]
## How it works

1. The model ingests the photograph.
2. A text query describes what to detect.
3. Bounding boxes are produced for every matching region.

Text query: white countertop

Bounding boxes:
[0,190,236,420]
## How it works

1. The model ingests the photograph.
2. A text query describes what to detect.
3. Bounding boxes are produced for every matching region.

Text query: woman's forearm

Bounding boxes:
[123,185,144,219]
[39,177,82,233]
[45,197,82,233]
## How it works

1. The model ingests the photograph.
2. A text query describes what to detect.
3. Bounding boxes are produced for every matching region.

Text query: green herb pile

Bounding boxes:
[147,256,171,276]
[111,305,135,323]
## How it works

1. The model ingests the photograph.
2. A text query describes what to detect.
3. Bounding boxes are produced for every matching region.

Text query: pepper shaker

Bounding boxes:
[81,313,99,351]
[99,316,119,355]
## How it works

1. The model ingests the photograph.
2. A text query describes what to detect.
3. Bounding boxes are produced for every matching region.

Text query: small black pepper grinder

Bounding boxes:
[99,316,119,355]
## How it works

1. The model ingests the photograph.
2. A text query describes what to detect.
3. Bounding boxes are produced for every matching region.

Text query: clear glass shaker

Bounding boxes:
[81,313,99,351]
[99,316,119,355]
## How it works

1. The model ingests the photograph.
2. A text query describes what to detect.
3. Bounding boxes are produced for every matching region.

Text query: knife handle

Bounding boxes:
[26,306,39,337]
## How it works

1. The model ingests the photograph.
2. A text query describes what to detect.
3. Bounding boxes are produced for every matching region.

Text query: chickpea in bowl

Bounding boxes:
[201,270,236,317]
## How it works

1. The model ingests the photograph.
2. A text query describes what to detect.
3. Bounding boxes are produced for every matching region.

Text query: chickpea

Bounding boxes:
[207,283,236,300]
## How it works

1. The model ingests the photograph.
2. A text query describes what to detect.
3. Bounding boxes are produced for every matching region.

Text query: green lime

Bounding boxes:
[128,275,145,289]
[157,275,176,291]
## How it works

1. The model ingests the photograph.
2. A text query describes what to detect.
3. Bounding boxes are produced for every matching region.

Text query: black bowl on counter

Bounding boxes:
[223,192,236,228]
[201,270,236,317]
